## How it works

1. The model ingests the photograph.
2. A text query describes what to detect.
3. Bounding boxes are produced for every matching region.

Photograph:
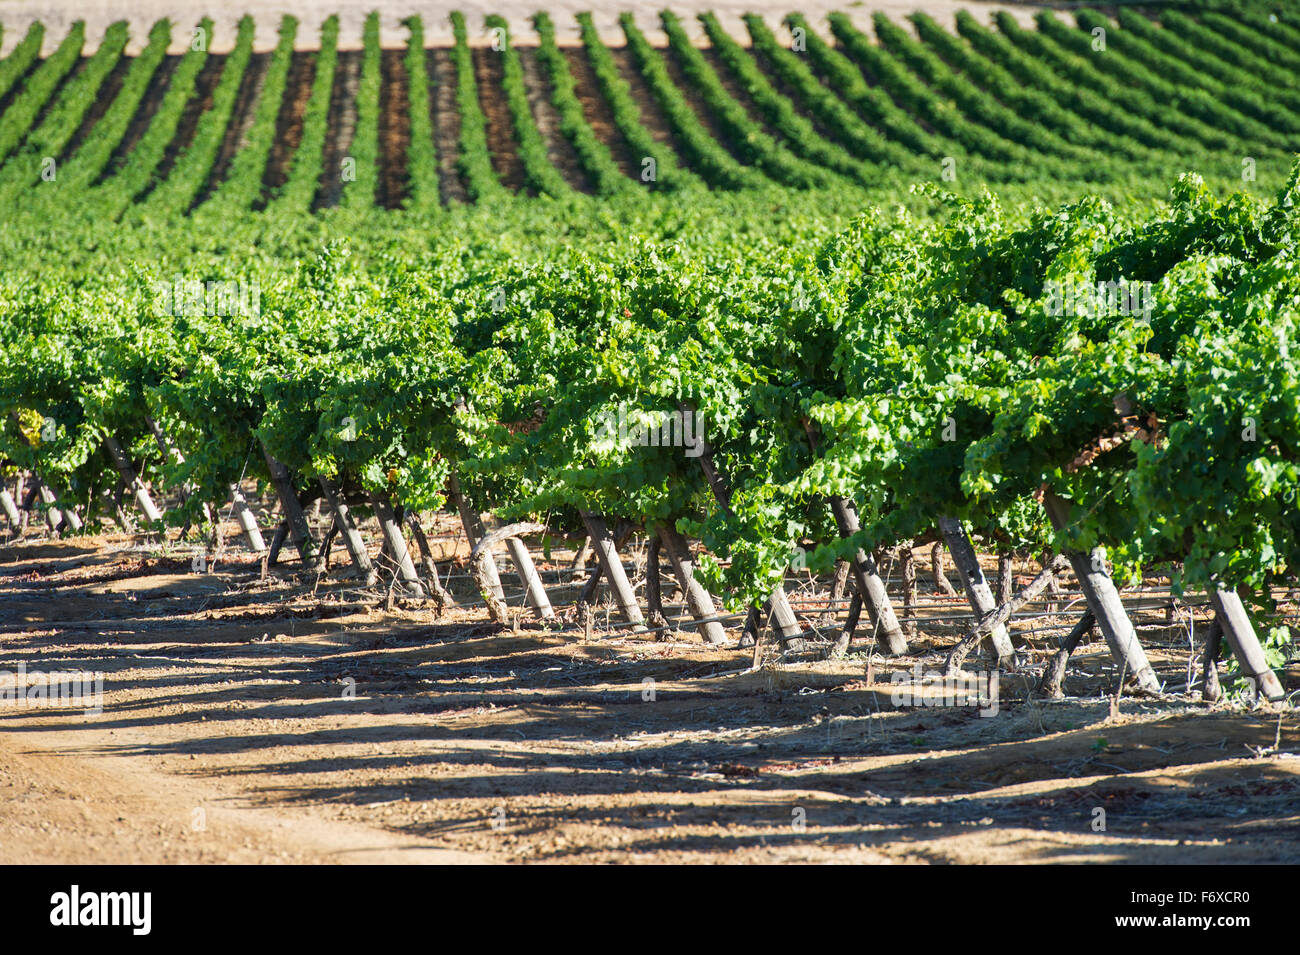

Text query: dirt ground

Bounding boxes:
[0,2,1046,55]
[1,521,1297,865]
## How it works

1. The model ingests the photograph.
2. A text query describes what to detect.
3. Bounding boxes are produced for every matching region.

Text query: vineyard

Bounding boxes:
[1,1,1299,866]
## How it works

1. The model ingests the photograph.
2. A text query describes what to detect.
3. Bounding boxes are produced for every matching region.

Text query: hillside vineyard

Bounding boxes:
[2,7,1300,707]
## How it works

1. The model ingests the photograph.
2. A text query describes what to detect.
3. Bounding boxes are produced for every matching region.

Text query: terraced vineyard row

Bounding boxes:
[0,7,1296,213]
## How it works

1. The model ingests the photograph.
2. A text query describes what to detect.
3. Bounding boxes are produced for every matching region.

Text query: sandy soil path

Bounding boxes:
[0,730,493,862]
[1,535,1296,864]
[0,2,1046,54]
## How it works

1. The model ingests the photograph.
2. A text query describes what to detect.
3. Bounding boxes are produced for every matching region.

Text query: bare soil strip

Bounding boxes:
[428,46,466,205]
[377,47,411,208]
[195,50,269,207]
[261,50,317,201]
[562,45,637,180]
[517,45,592,193]
[2,530,1296,865]
[472,45,527,193]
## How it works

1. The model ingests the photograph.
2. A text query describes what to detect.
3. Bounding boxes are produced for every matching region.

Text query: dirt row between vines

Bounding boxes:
[1,528,1297,864]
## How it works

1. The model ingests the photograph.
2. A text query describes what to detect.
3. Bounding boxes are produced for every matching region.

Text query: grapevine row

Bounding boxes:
[0,12,1294,208]
[5,159,1299,700]
[485,15,571,199]
[402,15,439,209]
[342,12,381,209]
[697,12,877,187]
[204,16,299,213]
[89,32,201,216]
[575,11,695,192]
[450,10,505,202]
[144,16,255,216]
[532,12,628,197]
[618,13,762,190]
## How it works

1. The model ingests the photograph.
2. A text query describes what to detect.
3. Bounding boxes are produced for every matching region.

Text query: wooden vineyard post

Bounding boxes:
[446,470,505,602]
[580,510,644,626]
[38,484,62,531]
[476,553,511,624]
[59,500,82,532]
[36,480,82,532]
[229,484,266,552]
[260,445,317,566]
[503,535,556,621]
[467,523,557,621]
[318,478,377,586]
[1206,587,1285,702]
[102,435,165,523]
[466,522,551,622]
[1064,549,1159,693]
[828,496,907,655]
[767,588,804,647]
[367,490,425,596]
[0,488,21,529]
[655,523,726,645]
[1043,493,1160,694]
[937,516,1014,664]
[443,403,551,613]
